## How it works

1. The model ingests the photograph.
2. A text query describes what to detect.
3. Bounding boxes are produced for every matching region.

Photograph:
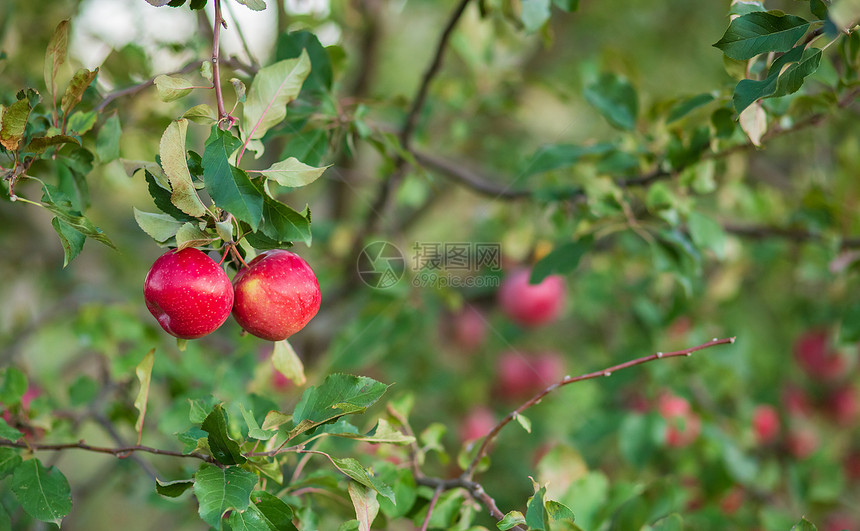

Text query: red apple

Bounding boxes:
[496,352,537,399]
[144,248,234,339]
[232,250,321,341]
[657,393,700,447]
[793,330,848,381]
[533,352,565,386]
[786,426,819,459]
[451,305,488,351]
[752,405,780,445]
[719,487,744,515]
[782,385,813,418]
[459,406,497,442]
[498,268,565,327]
[844,450,860,482]
[825,385,859,426]
[272,368,292,391]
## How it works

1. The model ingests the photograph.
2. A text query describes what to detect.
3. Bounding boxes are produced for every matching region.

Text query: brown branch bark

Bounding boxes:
[0,439,216,463]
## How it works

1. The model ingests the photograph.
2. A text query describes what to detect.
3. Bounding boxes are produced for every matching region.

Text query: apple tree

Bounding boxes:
[1,0,859,529]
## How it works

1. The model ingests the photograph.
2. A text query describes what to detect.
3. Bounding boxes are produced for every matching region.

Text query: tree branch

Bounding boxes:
[0,439,216,463]
[465,337,736,478]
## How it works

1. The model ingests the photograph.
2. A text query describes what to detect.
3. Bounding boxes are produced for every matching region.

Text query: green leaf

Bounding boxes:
[0,418,23,441]
[240,404,277,441]
[546,499,576,523]
[193,463,258,529]
[497,511,526,530]
[44,20,69,107]
[618,413,660,468]
[242,50,311,142]
[530,236,593,283]
[133,208,186,242]
[143,169,195,221]
[160,119,208,218]
[348,482,379,531]
[66,110,98,134]
[713,12,811,60]
[331,457,395,503]
[667,93,715,123]
[183,104,217,125]
[514,412,532,433]
[203,127,264,229]
[155,477,194,498]
[96,113,122,163]
[0,448,22,478]
[522,143,615,177]
[11,458,72,527]
[652,513,684,531]
[521,0,552,32]
[280,128,329,166]
[830,0,860,30]
[276,31,332,94]
[227,504,271,531]
[810,0,829,20]
[234,0,266,10]
[230,78,247,104]
[329,418,415,445]
[154,74,196,102]
[526,482,548,530]
[687,211,727,259]
[272,339,306,387]
[553,0,579,11]
[25,134,80,154]
[61,68,98,117]
[729,1,765,16]
[41,185,116,250]
[790,517,818,531]
[259,157,329,189]
[51,217,85,267]
[0,368,27,405]
[839,301,860,343]
[201,404,247,465]
[260,197,311,246]
[133,349,155,440]
[584,73,638,130]
[290,374,389,439]
[175,222,215,250]
[0,93,34,151]
[252,491,298,531]
[733,46,822,113]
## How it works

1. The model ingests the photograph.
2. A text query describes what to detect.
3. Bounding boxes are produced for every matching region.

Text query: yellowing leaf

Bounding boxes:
[134,349,155,444]
[739,102,767,146]
[260,157,329,189]
[272,340,306,386]
[154,74,196,102]
[61,68,98,117]
[44,20,69,108]
[175,222,215,250]
[348,482,379,531]
[159,119,207,218]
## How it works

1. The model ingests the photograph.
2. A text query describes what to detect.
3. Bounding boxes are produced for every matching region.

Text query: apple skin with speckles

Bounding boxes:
[144,248,234,339]
[231,250,321,341]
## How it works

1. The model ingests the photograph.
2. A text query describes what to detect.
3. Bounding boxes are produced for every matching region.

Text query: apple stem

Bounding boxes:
[229,244,249,269]
[218,245,231,266]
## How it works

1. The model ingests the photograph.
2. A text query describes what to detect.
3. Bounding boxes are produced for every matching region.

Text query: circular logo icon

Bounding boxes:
[357,241,405,289]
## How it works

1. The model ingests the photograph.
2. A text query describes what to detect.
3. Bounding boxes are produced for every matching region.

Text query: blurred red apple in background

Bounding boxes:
[782,384,813,418]
[786,426,819,459]
[498,268,565,327]
[232,250,321,341]
[459,406,497,442]
[793,330,848,381]
[752,405,780,445]
[657,392,700,447]
[825,385,859,426]
[451,304,488,351]
[144,248,234,339]
[495,351,566,400]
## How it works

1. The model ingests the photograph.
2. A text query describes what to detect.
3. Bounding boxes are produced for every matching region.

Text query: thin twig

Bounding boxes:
[420,485,444,531]
[0,439,216,463]
[465,337,736,477]
[212,0,231,128]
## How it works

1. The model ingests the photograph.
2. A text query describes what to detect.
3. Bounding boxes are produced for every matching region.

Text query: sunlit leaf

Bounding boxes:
[154,74,196,102]
[133,208,185,242]
[272,339,306,386]
[160,119,207,218]
[259,157,329,189]
[242,50,311,142]
[290,374,389,439]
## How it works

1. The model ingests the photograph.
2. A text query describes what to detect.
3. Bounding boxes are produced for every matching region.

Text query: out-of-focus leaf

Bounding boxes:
[497,511,526,530]
[0,448,22,478]
[790,517,818,531]
[739,102,767,146]
[96,113,122,162]
[234,0,266,10]
[41,185,116,249]
[0,419,23,442]
[11,459,72,527]
[276,31,332,94]
[830,0,860,30]
[133,349,155,443]
[133,208,185,242]
[667,93,715,123]
[272,339,306,387]
[584,73,638,130]
[44,20,69,106]
[523,143,615,177]
[713,12,811,60]
[688,211,727,259]
[521,0,552,32]
[531,236,593,283]
[231,78,246,103]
